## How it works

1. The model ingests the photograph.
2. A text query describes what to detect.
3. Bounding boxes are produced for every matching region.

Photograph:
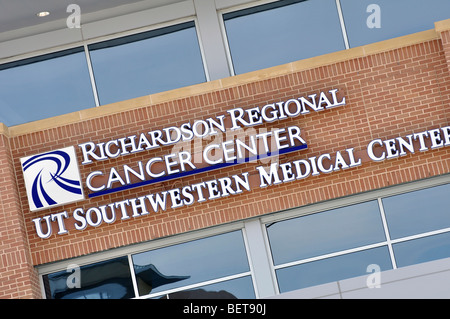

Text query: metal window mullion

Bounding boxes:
[390,227,450,245]
[127,254,140,298]
[378,197,398,269]
[243,219,278,298]
[261,222,281,296]
[335,0,350,49]
[272,241,389,271]
[193,0,232,80]
[241,224,261,299]
[193,17,211,82]
[83,43,100,107]
[136,271,252,299]
[217,9,236,77]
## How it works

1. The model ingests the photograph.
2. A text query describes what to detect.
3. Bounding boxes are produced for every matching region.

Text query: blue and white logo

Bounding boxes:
[21,146,84,211]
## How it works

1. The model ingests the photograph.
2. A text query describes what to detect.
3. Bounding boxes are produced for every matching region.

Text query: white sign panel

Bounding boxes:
[21,146,84,211]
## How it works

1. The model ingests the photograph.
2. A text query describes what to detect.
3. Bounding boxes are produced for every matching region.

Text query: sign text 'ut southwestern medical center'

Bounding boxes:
[23,88,450,239]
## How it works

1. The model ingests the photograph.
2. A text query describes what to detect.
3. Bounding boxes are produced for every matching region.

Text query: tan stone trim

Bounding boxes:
[0,122,9,137]
[435,18,450,33]
[5,25,442,137]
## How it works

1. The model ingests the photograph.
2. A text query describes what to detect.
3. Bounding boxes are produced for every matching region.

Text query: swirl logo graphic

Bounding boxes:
[21,146,84,211]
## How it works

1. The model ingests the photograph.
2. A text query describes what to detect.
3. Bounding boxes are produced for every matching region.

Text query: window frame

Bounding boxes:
[86,18,209,105]
[37,221,258,299]
[0,16,210,126]
[260,174,450,294]
[37,174,450,298]
[131,228,256,299]
[218,0,350,76]
[0,45,99,125]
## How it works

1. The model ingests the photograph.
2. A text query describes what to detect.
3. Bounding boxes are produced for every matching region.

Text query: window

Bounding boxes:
[41,230,255,299]
[382,183,450,239]
[383,183,450,268]
[132,230,254,299]
[267,200,386,264]
[223,0,346,75]
[393,232,450,268]
[88,21,207,106]
[340,0,450,47]
[275,247,392,292]
[0,21,208,126]
[39,181,450,298]
[42,256,134,299]
[266,200,391,292]
[265,182,450,294]
[0,47,96,126]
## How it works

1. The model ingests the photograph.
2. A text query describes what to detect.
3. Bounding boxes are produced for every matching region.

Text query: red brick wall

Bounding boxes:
[1,32,449,298]
[0,133,40,298]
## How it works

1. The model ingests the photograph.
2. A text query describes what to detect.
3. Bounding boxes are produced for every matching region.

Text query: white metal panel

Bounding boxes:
[194,0,231,80]
[243,219,277,298]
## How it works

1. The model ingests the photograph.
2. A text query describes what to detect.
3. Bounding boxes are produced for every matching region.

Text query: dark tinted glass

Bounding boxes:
[43,256,134,299]
[0,48,95,126]
[223,0,346,74]
[88,21,206,105]
[162,276,255,299]
[267,200,386,265]
[382,184,450,239]
[276,246,392,292]
[393,232,450,268]
[132,230,250,296]
[340,0,450,47]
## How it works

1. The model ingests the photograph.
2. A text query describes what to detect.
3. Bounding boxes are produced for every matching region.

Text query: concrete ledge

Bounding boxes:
[435,18,450,33]
[0,122,9,137]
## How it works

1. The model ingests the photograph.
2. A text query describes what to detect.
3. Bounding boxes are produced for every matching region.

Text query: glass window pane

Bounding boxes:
[163,276,255,299]
[276,246,392,292]
[340,0,450,48]
[132,230,250,296]
[42,256,135,299]
[393,232,450,268]
[382,184,450,239]
[267,200,386,265]
[223,0,346,75]
[89,21,206,105]
[0,48,96,126]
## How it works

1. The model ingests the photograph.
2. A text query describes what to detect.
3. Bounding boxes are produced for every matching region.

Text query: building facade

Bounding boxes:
[0,0,449,299]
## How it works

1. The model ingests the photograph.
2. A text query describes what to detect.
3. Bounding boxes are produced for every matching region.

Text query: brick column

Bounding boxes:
[436,19,450,72]
[0,124,40,298]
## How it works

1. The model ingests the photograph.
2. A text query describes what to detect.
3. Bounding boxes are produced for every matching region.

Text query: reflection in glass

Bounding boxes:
[382,184,450,239]
[132,230,250,296]
[340,0,450,47]
[393,232,450,268]
[43,257,135,299]
[223,0,345,74]
[267,200,386,265]
[89,21,206,105]
[276,246,392,292]
[161,276,255,299]
[0,48,95,126]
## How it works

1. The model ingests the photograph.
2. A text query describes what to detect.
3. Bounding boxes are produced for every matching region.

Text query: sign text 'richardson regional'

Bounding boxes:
[79,89,344,197]
[31,88,345,238]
